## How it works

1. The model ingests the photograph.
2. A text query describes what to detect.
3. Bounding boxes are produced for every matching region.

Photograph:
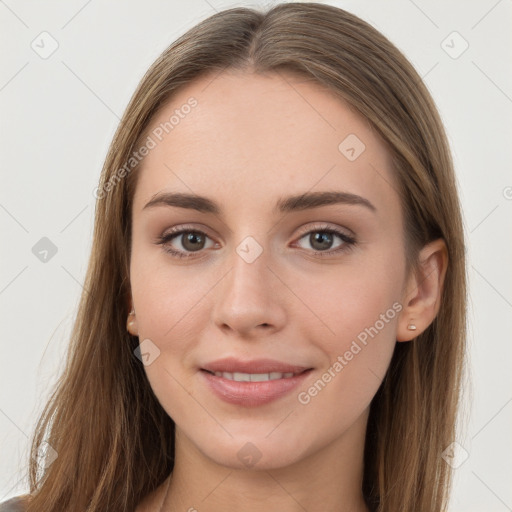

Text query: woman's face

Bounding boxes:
[129,70,409,470]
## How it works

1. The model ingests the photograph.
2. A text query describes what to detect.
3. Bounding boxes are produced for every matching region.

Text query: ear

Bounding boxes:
[397,238,448,342]
[126,296,139,337]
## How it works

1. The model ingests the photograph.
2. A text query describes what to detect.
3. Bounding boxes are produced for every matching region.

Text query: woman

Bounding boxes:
[1,2,466,511]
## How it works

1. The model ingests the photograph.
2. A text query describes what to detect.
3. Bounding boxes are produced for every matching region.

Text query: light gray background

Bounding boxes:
[1,1,511,510]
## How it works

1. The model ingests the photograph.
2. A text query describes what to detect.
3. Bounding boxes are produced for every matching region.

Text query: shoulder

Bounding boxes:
[0,496,29,512]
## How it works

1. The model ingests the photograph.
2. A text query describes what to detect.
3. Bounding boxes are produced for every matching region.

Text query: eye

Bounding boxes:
[155,226,216,259]
[155,223,356,259]
[293,223,356,257]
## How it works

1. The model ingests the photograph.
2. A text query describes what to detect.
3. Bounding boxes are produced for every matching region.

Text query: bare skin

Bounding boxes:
[130,70,447,512]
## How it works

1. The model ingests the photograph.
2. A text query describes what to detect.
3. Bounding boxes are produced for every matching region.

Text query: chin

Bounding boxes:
[193,433,313,471]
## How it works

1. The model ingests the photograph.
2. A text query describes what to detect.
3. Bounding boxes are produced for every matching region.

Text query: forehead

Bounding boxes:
[132,70,399,217]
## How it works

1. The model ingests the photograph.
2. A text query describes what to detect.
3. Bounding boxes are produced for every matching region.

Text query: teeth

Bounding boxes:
[213,371,296,381]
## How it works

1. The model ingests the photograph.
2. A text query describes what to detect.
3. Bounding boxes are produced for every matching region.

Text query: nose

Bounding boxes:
[211,244,287,338]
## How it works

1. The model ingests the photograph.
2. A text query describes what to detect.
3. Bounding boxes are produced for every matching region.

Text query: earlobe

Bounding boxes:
[127,303,139,336]
[397,239,448,342]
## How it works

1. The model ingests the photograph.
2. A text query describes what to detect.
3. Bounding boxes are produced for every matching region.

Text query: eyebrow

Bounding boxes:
[142,190,377,215]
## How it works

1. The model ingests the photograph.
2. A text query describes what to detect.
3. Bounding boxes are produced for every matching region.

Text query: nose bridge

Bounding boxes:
[211,234,287,334]
[224,234,273,307]
[231,235,269,295]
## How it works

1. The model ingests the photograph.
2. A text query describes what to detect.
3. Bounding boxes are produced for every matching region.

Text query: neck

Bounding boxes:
[161,410,370,512]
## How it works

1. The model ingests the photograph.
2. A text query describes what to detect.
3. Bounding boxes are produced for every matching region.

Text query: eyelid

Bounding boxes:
[294,221,355,239]
[160,221,354,242]
[160,223,214,238]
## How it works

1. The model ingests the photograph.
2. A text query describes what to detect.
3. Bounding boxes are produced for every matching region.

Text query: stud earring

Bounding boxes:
[127,308,137,333]
[407,323,417,331]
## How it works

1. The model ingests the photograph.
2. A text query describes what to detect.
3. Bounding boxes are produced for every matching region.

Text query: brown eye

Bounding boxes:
[308,231,335,251]
[180,232,206,252]
[295,226,356,256]
[156,228,215,258]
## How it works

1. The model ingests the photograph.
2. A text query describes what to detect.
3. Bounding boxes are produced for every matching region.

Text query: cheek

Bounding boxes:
[293,250,404,352]
[291,252,404,424]
[130,247,206,345]
[130,257,208,421]
[291,285,399,444]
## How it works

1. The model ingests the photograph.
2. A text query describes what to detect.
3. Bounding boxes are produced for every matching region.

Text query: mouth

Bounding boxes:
[199,358,314,406]
[201,369,310,382]
[200,356,312,375]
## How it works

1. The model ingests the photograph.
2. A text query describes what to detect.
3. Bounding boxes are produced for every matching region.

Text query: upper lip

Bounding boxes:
[201,357,311,374]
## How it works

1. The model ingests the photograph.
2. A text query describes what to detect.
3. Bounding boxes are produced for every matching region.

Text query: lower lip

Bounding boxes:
[200,369,313,407]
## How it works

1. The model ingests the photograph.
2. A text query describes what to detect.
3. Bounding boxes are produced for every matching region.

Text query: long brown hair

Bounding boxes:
[23,3,467,511]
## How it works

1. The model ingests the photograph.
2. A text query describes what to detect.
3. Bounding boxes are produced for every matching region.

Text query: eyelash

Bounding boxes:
[155,223,357,260]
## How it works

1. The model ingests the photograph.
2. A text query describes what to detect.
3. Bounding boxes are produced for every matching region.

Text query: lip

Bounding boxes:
[200,357,313,407]
[201,357,310,374]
